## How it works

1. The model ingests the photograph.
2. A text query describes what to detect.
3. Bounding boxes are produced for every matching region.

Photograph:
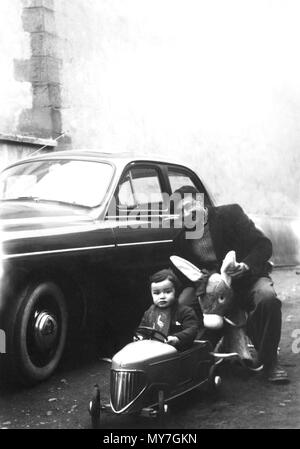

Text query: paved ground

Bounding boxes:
[0,267,299,429]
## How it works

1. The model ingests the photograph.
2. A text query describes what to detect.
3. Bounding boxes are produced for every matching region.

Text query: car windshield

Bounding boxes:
[0,159,114,208]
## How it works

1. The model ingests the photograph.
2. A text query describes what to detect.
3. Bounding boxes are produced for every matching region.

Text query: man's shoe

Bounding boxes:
[264,361,289,383]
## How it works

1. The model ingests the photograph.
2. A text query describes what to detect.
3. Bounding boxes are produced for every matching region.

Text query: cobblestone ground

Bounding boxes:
[0,268,299,429]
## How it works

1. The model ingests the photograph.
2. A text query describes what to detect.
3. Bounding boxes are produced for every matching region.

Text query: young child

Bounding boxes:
[139,269,199,351]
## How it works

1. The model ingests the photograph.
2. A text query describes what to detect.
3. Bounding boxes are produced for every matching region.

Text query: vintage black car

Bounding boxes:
[0,151,213,384]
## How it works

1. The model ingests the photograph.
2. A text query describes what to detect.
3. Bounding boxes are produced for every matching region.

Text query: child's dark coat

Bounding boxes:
[139,304,199,351]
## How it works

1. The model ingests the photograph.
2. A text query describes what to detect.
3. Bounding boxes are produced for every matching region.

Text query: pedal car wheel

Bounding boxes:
[89,384,101,429]
[158,390,165,416]
[208,366,222,392]
[157,390,168,428]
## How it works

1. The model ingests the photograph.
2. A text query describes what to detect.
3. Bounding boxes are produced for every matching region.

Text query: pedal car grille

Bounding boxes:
[110,370,147,413]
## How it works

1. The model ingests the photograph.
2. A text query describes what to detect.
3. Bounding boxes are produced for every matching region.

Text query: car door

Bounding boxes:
[108,162,213,273]
[110,163,174,274]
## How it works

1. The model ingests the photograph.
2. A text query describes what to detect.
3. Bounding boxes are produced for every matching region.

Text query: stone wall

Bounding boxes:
[0,0,65,167]
[0,0,31,135]
[15,0,63,140]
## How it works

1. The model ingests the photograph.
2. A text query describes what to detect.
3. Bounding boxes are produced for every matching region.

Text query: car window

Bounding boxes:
[118,176,135,208]
[117,167,163,209]
[0,160,114,208]
[131,168,163,204]
[167,166,212,208]
[168,168,197,193]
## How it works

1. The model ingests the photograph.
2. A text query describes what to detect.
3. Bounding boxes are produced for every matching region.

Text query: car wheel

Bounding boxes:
[12,281,68,385]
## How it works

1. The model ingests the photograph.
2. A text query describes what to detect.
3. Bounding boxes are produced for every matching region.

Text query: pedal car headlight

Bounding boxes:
[110,370,147,413]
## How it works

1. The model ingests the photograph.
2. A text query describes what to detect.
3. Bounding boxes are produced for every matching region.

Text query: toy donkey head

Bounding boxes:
[198,251,236,330]
[171,251,256,366]
[170,251,238,330]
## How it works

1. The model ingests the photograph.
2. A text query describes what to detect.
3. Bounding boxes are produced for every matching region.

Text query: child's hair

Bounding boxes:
[149,268,181,295]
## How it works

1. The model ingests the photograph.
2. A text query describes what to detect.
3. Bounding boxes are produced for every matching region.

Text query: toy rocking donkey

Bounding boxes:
[171,251,263,370]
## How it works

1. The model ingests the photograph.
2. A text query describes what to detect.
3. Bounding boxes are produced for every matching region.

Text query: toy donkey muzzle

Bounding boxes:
[171,252,260,369]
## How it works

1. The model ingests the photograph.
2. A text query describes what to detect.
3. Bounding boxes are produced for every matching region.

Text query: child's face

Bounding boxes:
[151,279,176,308]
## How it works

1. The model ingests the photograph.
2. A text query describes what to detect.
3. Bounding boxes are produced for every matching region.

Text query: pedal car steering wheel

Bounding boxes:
[135,326,168,343]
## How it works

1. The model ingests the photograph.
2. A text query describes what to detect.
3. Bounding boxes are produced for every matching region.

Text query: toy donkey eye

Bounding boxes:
[218,296,226,303]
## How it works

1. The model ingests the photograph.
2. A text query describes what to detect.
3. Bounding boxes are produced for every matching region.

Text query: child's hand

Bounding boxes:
[167,336,179,347]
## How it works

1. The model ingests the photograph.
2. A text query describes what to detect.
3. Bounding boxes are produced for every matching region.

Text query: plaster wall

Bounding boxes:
[55,0,300,219]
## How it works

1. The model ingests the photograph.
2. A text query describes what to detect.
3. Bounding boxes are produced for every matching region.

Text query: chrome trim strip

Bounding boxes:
[0,222,114,241]
[3,244,115,260]
[146,378,209,410]
[106,215,171,219]
[117,240,173,247]
[110,385,148,415]
[0,216,91,226]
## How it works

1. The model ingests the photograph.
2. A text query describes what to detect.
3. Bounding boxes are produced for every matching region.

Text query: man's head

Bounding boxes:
[173,186,206,238]
[149,269,180,309]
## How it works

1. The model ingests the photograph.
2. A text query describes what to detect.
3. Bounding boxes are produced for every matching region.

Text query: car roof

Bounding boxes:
[15,149,190,168]
[2,149,216,205]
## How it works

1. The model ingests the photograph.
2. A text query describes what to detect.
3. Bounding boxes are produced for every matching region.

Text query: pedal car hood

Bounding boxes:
[112,340,177,370]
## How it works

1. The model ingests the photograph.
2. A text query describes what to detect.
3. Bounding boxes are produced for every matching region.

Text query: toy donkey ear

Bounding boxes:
[220,271,232,287]
[170,255,204,282]
[220,250,237,287]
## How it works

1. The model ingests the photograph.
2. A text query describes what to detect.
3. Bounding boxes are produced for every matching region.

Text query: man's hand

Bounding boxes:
[226,262,249,279]
[167,336,179,347]
[194,269,211,297]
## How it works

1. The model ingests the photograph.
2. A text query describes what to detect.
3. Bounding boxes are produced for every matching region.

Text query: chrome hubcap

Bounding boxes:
[34,311,58,352]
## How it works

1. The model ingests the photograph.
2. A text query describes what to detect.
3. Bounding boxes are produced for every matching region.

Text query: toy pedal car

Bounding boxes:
[88,326,222,428]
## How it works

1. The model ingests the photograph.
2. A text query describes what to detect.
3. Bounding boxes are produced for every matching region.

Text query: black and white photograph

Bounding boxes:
[0,0,299,434]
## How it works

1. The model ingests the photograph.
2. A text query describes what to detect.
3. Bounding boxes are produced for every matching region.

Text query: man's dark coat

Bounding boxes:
[175,203,272,279]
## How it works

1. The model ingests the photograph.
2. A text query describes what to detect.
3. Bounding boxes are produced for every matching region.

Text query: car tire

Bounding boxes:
[11,281,68,385]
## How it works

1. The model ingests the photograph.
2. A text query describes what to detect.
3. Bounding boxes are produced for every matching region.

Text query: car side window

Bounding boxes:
[117,166,164,210]
[118,175,135,208]
[168,169,197,193]
[167,166,212,208]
